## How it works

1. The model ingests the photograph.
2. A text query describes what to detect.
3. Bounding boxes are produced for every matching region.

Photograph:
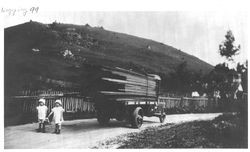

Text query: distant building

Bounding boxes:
[192,91,199,97]
[226,71,243,99]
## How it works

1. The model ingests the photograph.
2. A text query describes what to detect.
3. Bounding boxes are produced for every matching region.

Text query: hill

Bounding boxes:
[4,21,213,95]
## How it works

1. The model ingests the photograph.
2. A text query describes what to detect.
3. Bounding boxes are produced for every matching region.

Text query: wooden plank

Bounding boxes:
[101,90,156,96]
[182,97,208,101]
[100,91,157,97]
[103,67,156,82]
[118,89,156,96]
[102,78,148,87]
[102,78,157,89]
[115,98,157,102]
[103,67,147,78]
[124,84,156,90]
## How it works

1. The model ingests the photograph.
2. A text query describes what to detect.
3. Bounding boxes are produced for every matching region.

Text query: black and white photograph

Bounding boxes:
[1,0,249,149]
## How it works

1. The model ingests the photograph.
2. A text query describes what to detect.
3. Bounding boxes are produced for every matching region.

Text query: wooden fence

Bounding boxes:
[16,90,79,97]
[11,96,95,114]
[8,95,219,115]
[5,90,221,126]
[5,94,96,126]
[159,96,219,113]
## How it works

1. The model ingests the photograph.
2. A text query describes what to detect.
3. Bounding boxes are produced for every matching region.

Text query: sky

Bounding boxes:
[3,11,248,66]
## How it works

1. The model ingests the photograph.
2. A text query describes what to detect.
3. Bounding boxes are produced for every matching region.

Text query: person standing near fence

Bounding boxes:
[36,98,48,133]
[47,99,65,134]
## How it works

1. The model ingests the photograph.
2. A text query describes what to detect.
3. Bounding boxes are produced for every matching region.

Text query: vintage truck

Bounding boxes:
[91,66,166,128]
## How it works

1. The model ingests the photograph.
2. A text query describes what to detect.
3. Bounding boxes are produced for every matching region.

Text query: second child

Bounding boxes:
[47,99,65,134]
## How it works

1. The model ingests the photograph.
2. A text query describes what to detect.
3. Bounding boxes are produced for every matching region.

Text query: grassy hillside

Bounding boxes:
[4,21,213,95]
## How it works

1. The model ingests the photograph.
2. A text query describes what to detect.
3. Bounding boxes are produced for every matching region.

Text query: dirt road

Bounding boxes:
[4,113,222,149]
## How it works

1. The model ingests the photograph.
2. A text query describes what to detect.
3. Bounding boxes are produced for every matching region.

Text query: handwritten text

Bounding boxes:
[1,7,39,16]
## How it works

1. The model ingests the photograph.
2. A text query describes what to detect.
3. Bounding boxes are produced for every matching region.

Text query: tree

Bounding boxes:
[168,61,203,95]
[219,30,240,62]
[204,30,243,101]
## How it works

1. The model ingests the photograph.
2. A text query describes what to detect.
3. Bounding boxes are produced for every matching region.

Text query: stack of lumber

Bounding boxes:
[98,67,159,102]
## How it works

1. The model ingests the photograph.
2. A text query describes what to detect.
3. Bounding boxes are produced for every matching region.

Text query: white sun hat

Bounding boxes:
[55,99,62,105]
[38,98,46,104]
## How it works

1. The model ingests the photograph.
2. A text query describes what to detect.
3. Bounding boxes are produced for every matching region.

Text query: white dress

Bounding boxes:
[51,107,65,124]
[36,105,48,121]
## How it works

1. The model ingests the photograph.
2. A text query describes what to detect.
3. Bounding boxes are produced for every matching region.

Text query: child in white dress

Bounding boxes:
[47,99,65,134]
[36,98,48,133]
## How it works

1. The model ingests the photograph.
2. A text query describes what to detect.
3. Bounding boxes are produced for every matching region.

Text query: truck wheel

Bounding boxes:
[97,110,110,126]
[131,107,143,128]
[159,115,166,123]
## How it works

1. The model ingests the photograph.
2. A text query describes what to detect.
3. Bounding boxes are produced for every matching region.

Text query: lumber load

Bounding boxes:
[93,67,160,102]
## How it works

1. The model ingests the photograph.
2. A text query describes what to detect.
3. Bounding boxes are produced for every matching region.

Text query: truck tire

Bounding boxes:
[97,110,110,126]
[159,115,166,123]
[131,107,143,128]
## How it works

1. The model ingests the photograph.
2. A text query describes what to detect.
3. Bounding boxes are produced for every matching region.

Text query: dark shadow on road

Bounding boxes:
[61,118,161,132]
